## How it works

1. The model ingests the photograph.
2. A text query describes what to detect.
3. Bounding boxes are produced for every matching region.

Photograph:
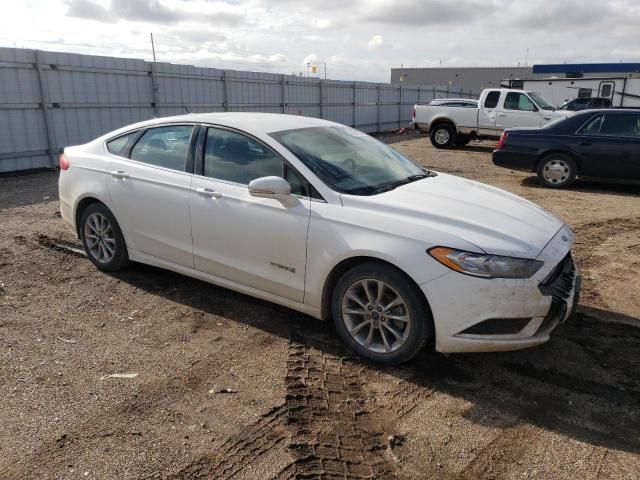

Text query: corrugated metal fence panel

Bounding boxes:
[0,47,478,172]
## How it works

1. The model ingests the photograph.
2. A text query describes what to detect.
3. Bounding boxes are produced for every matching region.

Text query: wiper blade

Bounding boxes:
[372,173,430,194]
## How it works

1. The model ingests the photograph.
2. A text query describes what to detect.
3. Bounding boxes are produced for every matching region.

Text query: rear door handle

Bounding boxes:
[195,187,222,199]
[543,117,551,120]
[579,141,592,146]
[110,170,129,179]
[497,113,506,117]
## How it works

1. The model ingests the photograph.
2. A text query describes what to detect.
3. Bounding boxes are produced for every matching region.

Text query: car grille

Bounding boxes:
[539,253,575,303]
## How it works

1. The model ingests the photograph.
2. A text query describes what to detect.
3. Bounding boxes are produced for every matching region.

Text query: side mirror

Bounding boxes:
[248,176,297,207]
[531,105,538,112]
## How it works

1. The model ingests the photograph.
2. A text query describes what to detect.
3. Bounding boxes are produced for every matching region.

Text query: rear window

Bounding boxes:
[107,132,138,157]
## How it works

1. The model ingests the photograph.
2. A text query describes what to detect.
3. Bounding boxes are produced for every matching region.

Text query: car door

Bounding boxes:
[574,112,640,179]
[106,124,196,268]
[189,126,311,302]
[478,90,500,136]
[496,92,544,129]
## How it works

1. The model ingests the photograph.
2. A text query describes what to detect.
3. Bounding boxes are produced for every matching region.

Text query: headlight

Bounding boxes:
[428,247,543,279]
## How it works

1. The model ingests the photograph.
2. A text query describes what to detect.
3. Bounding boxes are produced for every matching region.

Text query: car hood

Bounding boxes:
[341,173,565,259]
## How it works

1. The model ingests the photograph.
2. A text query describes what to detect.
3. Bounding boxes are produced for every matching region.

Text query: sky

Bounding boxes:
[1,0,639,82]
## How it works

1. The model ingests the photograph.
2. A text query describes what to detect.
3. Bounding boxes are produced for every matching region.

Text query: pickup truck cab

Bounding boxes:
[412,88,572,148]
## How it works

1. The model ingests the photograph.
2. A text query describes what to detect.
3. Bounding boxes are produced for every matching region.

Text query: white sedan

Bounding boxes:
[58,113,580,365]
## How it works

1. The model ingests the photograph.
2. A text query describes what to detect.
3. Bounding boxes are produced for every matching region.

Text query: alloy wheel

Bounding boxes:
[341,279,411,354]
[84,212,116,264]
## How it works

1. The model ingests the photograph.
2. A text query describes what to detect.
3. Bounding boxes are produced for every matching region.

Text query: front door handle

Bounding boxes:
[110,170,130,179]
[195,187,222,199]
[543,117,551,121]
[497,113,507,117]
[579,141,592,146]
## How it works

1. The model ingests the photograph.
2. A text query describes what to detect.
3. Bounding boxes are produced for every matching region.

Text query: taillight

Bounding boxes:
[59,153,70,170]
[497,131,507,149]
[411,107,416,119]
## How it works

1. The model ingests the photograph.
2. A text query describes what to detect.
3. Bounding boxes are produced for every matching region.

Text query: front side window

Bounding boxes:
[204,128,282,184]
[130,125,194,171]
[484,91,501,109]
[504,92,535,111]
[271,126,425,196]
[599,114,640,138]
[578,114,604,135]
[107,132,138,157]
[528,92,555,111]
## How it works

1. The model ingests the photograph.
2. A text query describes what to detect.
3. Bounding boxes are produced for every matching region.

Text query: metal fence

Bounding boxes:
[0,47,478,173]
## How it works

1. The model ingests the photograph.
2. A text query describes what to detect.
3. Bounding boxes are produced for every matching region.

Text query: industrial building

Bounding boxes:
[391,63,640,92]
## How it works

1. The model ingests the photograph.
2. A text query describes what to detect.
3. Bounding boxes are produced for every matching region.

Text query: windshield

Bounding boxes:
[270,126,425,195]
[529,92,555,111]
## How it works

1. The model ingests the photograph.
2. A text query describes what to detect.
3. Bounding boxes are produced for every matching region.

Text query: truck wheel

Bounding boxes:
[430,124,456,149]
[455,135,471,147]
[536,153,577,188]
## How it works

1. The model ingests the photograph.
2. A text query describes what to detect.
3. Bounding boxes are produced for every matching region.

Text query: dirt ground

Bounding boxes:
[1,133,639,480]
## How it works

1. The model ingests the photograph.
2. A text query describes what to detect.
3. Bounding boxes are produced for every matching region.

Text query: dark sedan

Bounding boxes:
[493,109,640,188]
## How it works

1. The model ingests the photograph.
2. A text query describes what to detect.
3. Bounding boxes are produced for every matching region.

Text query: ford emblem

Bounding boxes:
[561,235,568,242]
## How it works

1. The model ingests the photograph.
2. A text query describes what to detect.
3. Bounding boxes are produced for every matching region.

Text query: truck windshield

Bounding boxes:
[270,126,427,196]
[529,92,555,111]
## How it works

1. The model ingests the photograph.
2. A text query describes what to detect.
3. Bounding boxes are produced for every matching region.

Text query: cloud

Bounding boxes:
[65,0,246,26]
[362,0,479,25]
[367,35,385,49]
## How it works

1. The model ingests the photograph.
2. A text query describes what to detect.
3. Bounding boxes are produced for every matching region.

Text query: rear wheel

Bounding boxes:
[430,124,456,148]
[332,262,433,365]
[536,153,577,188]
[80,203,130,271]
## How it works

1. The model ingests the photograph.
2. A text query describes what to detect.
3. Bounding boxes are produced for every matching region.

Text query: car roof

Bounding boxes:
[101,112,338,141]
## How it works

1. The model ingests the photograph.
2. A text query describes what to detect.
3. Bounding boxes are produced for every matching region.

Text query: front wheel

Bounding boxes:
[430,124,456,148]
[332,262,433,365]
[536,154,577,188]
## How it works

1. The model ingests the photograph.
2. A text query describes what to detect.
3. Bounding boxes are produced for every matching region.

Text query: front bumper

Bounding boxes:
[422,225,580,353]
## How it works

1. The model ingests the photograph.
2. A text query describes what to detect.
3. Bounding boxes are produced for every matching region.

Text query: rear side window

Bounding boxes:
[107,132,137,157]
[600,114,640,138]
[484,91,501,109]
[130,125,194,171]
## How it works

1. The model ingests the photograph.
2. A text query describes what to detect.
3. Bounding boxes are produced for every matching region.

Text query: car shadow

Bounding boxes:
[109,262,640,454]
[521,175,640,196]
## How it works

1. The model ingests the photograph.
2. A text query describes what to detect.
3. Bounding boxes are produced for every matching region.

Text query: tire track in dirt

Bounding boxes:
[273,342,395,479]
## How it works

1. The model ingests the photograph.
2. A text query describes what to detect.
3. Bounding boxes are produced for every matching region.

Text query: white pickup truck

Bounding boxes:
[412,88,572,148]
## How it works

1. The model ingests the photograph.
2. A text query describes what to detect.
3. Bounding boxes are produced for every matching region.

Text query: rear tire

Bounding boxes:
[536,153,577,188]
[80,203,130,272]
[430,124,456,149]
[331,262,433,365]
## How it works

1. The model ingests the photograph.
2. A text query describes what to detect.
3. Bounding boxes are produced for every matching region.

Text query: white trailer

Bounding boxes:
[502,77,640,109]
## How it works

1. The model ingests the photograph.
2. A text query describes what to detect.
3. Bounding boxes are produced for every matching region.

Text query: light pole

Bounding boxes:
[306,62,311,77]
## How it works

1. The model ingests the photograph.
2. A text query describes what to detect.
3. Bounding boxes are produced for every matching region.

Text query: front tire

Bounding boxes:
[430,124,456,148]
[331,262,433,365]
[536,153,577,188]
[80,203,130,271]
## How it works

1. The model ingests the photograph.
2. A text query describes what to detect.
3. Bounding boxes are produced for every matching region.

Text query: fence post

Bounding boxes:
[432,86,436,101]
[418,86,422,103]
[319,79,325,119]
[150,61,160,116]
[398,85,403,129]
[352,82,357,128]
[281,75,286,113]
[376,85,381,133]
[34,50,57,168]
[222,71,230,112]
